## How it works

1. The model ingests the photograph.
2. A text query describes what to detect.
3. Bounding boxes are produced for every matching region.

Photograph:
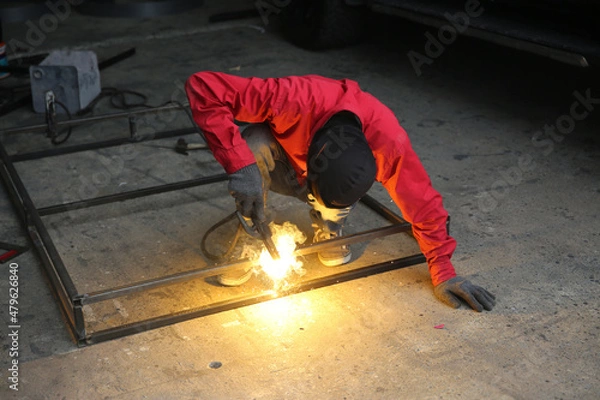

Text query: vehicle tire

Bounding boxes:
[279,0,366,50]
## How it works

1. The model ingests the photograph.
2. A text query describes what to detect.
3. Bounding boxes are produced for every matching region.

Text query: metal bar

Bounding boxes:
[285,254,426,293]
[10,127,198,163]
[0,160,27,223]
[0,141,81,339]
[0,242,29,252]
[83,253,425,345]
[294,222,411,257]
[80,222,413,305]
[38,173,229,216]
[98,48,136,70]
[1,103,183,135]
[360,194,408,224]
[0,241,29,264]
[73,300,87,344]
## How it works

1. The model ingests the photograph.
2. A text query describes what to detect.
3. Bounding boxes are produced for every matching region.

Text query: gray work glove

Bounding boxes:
[244,130,276,188]
[434,276,496,312]
[228,163,267,222]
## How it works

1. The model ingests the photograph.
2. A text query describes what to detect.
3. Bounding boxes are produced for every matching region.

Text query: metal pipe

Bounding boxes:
[38,173,229,216]
[1,103,183,135]
[10,127,198,163]
[98,48,136,70]
[83,253,425,345]
[360,194,408,224]
[294,222,411,256]
[79,222,413,305]
[0,141,80,337]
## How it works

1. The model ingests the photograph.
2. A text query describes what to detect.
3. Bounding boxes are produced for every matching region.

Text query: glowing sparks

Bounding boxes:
[259,234,301,280]
[256,222,306,288]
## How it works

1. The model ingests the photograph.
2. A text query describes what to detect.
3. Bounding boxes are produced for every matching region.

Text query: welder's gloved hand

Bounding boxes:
[228,163,267,222]
[434,276,496,312]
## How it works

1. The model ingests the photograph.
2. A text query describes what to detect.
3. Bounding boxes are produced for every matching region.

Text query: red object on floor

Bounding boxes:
[0,250,18,263]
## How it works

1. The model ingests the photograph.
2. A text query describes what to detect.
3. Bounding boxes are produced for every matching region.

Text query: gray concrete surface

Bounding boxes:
[1,1,599,399]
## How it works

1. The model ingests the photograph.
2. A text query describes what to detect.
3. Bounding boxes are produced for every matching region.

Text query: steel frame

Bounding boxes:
[0,107,427,346]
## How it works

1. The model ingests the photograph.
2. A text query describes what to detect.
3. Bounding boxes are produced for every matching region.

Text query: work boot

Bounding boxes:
[216,268,253,287]
[310,209,352,267]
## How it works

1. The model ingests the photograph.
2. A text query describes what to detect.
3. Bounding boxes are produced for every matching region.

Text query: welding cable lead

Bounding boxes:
[200,212,243,262]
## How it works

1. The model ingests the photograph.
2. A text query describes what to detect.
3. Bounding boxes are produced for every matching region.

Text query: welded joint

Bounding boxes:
[72,295,89,346]
[128,116,138,139]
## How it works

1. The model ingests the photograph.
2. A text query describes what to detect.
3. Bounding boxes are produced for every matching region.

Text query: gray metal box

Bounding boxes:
[30,50,101,114]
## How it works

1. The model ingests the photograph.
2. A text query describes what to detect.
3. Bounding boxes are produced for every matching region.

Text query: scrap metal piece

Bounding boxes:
[0,241,29,264]
[175,138,209,155]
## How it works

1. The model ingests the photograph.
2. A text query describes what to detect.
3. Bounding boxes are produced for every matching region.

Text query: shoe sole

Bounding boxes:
[217,269,253,287]
[318,251,352,267]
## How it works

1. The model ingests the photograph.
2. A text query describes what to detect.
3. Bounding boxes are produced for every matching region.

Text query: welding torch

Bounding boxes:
[236,211,280,260]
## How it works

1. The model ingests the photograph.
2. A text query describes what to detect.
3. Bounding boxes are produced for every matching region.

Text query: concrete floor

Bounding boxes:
[1,1,599,399]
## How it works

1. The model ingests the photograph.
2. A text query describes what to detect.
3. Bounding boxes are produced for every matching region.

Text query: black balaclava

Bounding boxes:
[307,112,377,208]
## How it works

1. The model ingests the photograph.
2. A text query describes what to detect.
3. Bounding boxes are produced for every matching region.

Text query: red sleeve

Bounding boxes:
[381,143,457,286]
[364,103,457,286]
[185,71,272,174]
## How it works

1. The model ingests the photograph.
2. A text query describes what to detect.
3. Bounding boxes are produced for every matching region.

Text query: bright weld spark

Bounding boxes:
[256,222,306,289]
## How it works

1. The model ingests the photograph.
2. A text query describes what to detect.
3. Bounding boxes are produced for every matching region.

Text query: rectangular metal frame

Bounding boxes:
[0,107,427,346]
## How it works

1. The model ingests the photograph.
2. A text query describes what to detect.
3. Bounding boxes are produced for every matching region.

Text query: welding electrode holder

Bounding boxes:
[236,211,280,260]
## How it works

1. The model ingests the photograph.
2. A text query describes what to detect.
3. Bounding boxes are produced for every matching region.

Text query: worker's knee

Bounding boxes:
[242,123,286,162]
[241,123,274,149]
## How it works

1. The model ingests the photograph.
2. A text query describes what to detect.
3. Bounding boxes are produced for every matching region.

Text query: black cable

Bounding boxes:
[50,100,73,145]
[52,87,207,146]
[76,87,153,116]
[200,212,244,262]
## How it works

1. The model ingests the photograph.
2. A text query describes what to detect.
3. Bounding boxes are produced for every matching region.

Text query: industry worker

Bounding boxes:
[185,71,495,312]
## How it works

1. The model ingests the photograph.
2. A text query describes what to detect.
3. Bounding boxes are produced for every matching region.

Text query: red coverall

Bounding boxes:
[186,71,457,286]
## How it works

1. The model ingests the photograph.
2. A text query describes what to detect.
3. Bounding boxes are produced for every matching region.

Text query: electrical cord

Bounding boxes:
[200,211,245,262]
[47,86,206,145]
[50,99,73,145]
[76,87,153,116]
